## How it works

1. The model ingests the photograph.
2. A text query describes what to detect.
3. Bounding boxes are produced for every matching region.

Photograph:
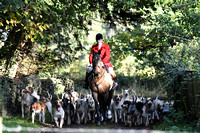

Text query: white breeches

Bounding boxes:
[108,67,114,75]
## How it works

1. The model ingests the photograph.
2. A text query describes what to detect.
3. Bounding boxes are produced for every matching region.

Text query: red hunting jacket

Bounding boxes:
[89,43,113,69]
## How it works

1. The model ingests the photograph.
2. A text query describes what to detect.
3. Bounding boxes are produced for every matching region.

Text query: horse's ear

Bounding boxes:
[98,50,101,55]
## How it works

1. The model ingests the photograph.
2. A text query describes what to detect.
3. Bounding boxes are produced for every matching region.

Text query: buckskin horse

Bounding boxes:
[89,50,114,125]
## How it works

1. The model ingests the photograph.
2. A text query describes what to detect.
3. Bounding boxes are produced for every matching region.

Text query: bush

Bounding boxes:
[154,108,199,132]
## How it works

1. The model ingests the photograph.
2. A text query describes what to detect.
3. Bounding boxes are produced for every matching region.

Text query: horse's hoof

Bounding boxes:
[96,121,101,126]
[103,121,106,125]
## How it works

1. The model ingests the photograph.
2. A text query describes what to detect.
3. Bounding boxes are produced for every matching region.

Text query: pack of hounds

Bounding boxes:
[21,86,172,128]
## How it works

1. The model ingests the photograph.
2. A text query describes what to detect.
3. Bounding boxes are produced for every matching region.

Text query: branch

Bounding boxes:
[129,45,168,52]
[167,35,191,41]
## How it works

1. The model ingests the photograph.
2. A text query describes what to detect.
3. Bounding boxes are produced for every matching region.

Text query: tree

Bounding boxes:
[0,0,92,77]
[0,0,199,79]
[0,0,156,78]
[106,0,199,73]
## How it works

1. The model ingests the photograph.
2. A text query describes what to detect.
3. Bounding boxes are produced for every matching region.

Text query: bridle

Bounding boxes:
[92,60,106,92]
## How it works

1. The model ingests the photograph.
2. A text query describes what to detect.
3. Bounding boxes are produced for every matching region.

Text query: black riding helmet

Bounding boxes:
[96,33,103,41]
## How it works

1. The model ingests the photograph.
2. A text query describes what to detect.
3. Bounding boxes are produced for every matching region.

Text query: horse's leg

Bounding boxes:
[107,89,114,120]
[102,104,108,125]
[102,92,110,125]
[92,92,101,125]
[95,103,101,125]
[108,89,114,110]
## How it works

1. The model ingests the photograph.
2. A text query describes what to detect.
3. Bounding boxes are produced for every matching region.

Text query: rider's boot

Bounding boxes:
[112,73,118,90]
[83,72,89,89]
[113,78,118,90]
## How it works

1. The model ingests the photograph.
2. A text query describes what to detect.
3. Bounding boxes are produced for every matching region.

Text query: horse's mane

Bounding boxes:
[92,50,101,67]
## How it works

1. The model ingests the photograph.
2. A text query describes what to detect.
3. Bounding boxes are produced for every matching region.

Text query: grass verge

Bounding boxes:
[3,115,43,133]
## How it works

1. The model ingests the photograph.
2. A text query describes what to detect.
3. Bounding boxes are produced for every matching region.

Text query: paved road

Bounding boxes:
[3,125,195,133]
[1,119,194,133]
[1,126,186,133]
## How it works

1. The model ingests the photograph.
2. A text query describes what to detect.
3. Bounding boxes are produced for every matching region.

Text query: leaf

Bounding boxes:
[45,24,49,29]
[10,19,15,24]
[25,0,28,4]
[31,37,35,42]
[6,20,9,24]
[38,26,43,32]
[43,25,46,30]
[3,9,7,13]
[5,25,9,30]
[24,11,28,16]
[0,22,3,26]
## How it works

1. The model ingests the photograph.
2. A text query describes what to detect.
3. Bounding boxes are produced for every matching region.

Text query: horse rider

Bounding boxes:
[83,33,118,90]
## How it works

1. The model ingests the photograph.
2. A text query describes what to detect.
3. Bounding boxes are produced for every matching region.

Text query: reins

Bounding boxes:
[92,63,106,93]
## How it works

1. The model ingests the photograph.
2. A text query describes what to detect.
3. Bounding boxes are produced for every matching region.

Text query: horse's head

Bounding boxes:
[92,50,103,76]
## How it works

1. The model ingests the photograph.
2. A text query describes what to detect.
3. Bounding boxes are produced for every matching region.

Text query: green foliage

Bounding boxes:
[106,0,199,74]
[1,0,198,79]
[197,119,200,129]
[104,1,200,123]
[154,109,200,132]
[0,0,161,78]
[0,0,93,77]
[162,64,200,126]
[3,115,42,128]
[1,1,199,131]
